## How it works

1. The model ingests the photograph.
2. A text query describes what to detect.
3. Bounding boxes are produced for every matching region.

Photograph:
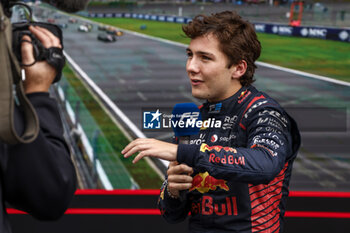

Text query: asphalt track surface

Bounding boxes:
[49,12,350,192]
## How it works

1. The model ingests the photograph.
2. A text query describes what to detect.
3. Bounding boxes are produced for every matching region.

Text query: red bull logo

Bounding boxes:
[209,153,245,166]
[189,172,229,193]
[200,143,237,153]
[191,196,238,216]
[238,90,251,104]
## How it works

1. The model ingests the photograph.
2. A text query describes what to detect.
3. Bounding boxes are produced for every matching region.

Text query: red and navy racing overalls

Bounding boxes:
[158,85,301,233]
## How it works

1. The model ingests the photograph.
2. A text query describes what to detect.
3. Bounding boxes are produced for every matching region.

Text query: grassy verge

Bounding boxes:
[63,66,163,189]
[257,33,350,82]
[90,18,350,82]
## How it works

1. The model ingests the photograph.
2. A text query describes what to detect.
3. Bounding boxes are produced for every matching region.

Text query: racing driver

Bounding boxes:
[122,11,301,233]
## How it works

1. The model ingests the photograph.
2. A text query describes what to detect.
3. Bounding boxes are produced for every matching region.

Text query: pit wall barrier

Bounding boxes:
[8,190,350,233]
[86,12,350,43]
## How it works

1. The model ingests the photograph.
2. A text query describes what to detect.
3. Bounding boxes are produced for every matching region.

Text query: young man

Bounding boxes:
[123,11,300,233]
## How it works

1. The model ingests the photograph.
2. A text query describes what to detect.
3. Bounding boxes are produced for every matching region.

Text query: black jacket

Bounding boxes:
[158,85,300,233]
[0,93,77,233]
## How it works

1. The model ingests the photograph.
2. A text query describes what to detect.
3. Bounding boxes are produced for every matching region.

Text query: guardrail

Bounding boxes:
[254,23,350,43]
[87,12,192,24]
[85,12,350,43]
[58,58,139,190]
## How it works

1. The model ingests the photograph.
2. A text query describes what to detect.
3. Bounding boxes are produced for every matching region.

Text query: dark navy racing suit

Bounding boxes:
[158,85,300,233]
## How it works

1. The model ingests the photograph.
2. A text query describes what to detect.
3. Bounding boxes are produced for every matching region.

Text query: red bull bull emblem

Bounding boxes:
[200,143,237,153]
[189,172,229,193]
[160,187,165,200]
[238,90,251,104]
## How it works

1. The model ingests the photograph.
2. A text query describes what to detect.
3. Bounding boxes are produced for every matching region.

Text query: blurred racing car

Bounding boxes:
[106,27,124,36]
[115,30,124,36]
[97,33,116,43]
[98,24,108,31]
[84,23,93,31]
[68,17,78,23]
[245,0,266,3]
[47,18,55,23]
[57,23,68,29]
[78,24,91,32]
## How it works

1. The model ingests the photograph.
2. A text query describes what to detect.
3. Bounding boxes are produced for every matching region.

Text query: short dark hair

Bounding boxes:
[182,11,261,86]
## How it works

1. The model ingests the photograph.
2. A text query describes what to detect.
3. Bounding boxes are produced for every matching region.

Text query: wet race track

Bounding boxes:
[48,11,350,192]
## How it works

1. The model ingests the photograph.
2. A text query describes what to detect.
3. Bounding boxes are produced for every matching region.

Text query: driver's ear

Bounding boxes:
[231,60,247,80]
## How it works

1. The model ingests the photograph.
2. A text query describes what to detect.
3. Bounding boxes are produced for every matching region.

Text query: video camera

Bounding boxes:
[2,0,65,83]
[0,0,89,144]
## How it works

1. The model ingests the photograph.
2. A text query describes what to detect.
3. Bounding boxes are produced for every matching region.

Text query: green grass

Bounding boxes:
[90,18,350,82]
[63,66,163,189]
[257,33,350,82]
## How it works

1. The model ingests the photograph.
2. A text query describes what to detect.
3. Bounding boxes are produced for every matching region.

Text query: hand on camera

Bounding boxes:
[21,26,62,94]
[166,162,193,198]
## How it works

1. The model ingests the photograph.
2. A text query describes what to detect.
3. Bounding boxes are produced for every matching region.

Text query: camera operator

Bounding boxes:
[0,24,77,233]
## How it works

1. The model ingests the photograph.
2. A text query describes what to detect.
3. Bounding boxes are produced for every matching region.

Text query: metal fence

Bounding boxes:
[87,2,350,28]
[55,75,138,190]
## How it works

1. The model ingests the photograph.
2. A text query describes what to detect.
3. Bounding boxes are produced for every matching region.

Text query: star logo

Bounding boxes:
[151,109,162,122]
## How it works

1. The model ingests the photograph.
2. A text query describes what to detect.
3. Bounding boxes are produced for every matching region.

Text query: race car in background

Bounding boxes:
[78,24,91,32]
[97,33,117,43]
[68,17,78,24]
[106,27,124,36]
[57,23,68,29]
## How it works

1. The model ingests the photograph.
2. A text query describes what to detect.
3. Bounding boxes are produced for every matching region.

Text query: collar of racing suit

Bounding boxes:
[201,85,254,116]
